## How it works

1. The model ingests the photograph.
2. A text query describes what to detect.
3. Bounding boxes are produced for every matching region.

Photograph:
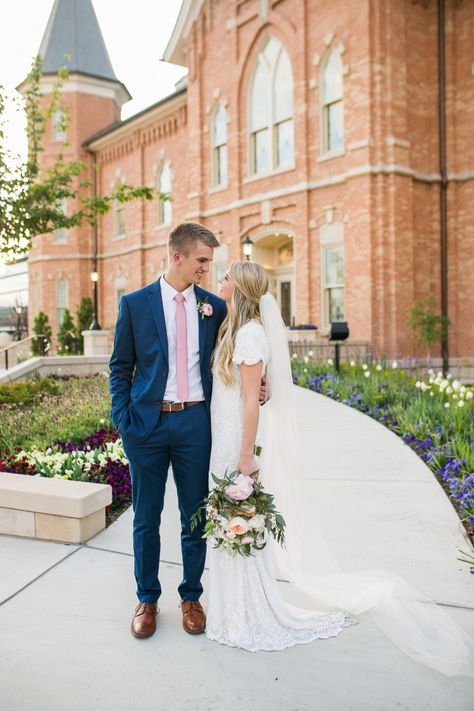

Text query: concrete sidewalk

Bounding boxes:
[0,387,472,710]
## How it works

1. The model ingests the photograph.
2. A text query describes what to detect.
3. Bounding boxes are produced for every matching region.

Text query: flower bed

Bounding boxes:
[292,358,474,545]
[0,429,131,526]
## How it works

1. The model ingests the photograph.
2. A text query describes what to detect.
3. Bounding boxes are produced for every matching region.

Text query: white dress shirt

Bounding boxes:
[160,276,204,402]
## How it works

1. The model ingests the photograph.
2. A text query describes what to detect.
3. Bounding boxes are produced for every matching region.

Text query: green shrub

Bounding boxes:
[31,311,52,356]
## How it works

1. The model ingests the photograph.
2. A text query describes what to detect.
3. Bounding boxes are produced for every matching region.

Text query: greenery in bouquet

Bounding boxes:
[191,470,286,557]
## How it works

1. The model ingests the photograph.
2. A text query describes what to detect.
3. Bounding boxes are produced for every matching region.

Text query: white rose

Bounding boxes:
[248,514,266,532]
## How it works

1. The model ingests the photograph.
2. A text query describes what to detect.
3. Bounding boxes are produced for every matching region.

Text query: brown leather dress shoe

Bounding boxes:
[131,602,158,639]
[180,600,206,634]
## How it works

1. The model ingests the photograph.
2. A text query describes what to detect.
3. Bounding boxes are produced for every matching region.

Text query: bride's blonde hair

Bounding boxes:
[214,261,269,386]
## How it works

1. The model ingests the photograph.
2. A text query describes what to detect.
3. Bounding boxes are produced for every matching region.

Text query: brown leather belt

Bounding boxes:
[161,401,203,412]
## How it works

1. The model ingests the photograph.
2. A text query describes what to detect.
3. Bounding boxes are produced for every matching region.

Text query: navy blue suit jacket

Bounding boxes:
[109,278,227,444]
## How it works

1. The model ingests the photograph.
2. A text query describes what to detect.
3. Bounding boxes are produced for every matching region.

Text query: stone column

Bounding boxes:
[82,330,111,357]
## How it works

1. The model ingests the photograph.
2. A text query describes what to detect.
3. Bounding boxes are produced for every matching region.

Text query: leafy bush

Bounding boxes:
[0,377,59,406]
[31,311,52,356]
[0,373,111,453]
[57,309,76,354]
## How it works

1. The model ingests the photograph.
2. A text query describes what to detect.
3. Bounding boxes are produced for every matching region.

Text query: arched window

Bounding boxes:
[158,161,172,226]
[212,103,228,187]
[249,38,294,175]
[322,50,344,153]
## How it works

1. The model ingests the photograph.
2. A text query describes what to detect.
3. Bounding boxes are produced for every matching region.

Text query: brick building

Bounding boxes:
[25,0,474,364]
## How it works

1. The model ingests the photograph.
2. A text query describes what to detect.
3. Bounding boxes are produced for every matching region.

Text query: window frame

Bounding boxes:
[320,49,344,156]
[248,38,295,176]
[157,161,172,226]
[55,279,68,326]
[211,103,228,188]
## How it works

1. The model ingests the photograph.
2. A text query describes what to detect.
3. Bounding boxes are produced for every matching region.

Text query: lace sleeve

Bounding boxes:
[232,323,267,366]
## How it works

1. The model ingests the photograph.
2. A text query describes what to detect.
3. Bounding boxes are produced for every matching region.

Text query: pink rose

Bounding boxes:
[228,517,249,536]
[242,535,254,545]
[224,474,254,501]
[202,303,213,316]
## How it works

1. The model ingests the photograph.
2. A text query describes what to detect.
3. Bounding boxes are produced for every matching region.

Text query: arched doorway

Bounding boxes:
[252,233,295,326]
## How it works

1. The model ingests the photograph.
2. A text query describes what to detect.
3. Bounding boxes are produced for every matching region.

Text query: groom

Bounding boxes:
[109,222,226,639]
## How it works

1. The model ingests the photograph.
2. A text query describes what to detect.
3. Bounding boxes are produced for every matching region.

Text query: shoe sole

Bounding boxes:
[131,623,157,639]
[183,626,206,635]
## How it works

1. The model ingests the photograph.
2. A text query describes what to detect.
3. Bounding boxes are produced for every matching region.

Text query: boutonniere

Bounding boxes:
[197,297,213,319]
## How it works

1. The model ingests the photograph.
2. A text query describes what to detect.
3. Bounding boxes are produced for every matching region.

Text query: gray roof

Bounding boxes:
[38,0,118,82]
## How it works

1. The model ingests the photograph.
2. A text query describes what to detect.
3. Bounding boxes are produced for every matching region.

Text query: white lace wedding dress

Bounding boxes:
[206,321,356,652]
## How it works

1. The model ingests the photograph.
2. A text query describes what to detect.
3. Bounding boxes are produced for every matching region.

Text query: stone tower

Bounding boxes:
[19,0,130,338]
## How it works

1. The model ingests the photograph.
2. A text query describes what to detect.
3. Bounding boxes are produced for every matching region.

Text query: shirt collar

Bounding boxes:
[160,275,195,303]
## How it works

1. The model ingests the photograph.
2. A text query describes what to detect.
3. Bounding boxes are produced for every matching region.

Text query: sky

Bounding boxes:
[0,0,186,158]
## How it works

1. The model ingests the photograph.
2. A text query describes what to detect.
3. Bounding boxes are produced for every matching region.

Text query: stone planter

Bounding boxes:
[0,471,112,544]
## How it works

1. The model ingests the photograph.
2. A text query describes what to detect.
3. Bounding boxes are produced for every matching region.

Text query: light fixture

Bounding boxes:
[90,271,99,283]
[242,235,254,261]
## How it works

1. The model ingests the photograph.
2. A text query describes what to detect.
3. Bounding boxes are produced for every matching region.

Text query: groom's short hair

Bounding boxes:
[168,222,220,255]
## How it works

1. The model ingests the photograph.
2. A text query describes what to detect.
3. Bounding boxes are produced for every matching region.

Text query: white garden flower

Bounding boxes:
[292,353,297,359]
[452,380,460,391]
[392,361,398,369]
[327,358,333,366]
[99,418,105,424]
[430,391,434,397]
[446,386,453,395]
[466,391,473,400]
[458,400,465,408]
[362,364,368,371]
[308,350,314,357]
[446,373,453,380]
[376,364,382,371]
[304,356,309,364]
[364,371,370,378]
[444,402,450,408]
[350,360,356,367]
[303,368,308,373]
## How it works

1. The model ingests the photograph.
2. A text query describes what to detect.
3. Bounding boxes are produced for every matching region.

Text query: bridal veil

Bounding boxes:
[259,292,474,677]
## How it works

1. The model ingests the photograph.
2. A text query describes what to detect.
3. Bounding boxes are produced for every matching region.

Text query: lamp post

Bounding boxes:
[90,269,101,330]
[15,305,22,341]
[243,235,254,261]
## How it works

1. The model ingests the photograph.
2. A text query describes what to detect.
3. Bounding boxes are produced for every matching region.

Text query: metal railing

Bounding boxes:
[288,339,372,364]
[0,334,50,371]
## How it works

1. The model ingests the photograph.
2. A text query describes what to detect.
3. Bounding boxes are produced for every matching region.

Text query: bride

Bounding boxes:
[205,260,474,676]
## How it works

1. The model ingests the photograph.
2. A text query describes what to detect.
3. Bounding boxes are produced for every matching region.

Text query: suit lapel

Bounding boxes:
[195,286,209,367]
[147,278,168,364]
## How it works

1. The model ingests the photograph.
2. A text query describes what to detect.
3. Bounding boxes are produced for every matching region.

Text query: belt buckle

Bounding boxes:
[163,402,173,412]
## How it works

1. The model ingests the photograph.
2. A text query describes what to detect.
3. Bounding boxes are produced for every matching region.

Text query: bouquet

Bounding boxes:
[191,470,286,557]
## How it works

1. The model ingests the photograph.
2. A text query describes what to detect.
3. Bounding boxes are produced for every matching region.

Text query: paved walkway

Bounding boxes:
[0,387,472,710]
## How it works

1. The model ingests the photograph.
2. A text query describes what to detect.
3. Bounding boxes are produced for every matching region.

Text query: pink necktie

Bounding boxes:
[175,293,189,402]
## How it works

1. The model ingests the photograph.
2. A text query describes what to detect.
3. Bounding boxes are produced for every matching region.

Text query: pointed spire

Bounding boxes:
[38,0,118,82]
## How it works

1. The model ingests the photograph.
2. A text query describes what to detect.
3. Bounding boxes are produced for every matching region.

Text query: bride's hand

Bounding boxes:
[237,453,259,477]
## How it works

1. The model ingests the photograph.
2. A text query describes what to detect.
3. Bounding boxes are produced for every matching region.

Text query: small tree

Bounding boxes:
[31,311,52,355]
[408,297,450,364]
[0,57,156,260]
[57,309,76,355]
[75,297,93,354]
